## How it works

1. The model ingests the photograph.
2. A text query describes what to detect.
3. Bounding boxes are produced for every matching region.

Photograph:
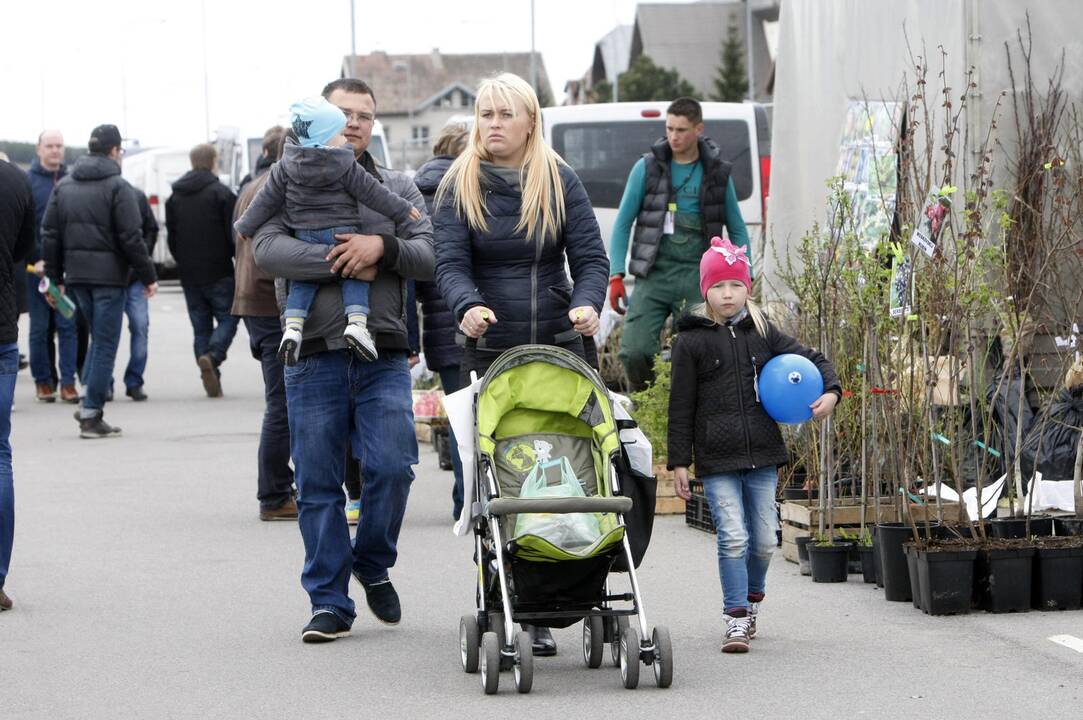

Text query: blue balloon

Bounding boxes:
[759,354,824,424]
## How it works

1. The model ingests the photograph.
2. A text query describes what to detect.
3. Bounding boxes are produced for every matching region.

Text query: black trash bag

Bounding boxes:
[611,419,657,572]
[1022,385,1083,480]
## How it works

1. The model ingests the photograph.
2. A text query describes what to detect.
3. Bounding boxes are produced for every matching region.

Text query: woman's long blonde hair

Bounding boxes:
[435,73,566,244]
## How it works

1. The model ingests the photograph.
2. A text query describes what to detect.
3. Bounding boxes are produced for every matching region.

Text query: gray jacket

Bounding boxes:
[252,153,433,356]
[234,141,415,237]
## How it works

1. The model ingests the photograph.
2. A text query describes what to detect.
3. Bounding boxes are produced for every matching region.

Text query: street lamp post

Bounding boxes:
[395,60,413,169]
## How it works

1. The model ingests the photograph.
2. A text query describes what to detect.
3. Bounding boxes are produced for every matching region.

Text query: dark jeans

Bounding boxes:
[182,276,239,364]
[122,281,149,390]
[68,285,126,417]
[438,366,465,519]
[291,226,370,318]
[27,280,77,386]
[0,343,18,589]
[244,316,295,510]
[284,349,416,622]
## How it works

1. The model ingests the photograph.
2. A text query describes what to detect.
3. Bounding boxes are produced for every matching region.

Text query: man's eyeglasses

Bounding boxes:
[337,109,374,125]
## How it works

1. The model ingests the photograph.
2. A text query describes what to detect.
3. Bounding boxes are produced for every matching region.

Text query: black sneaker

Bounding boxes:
[357,576,401,625]
[301,610,351,643]
[125,386,148,401]
[523,623,557,656]
[79,417,122,439]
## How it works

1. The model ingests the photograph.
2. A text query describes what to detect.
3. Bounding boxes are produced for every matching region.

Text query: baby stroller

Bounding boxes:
[457,344,672,694]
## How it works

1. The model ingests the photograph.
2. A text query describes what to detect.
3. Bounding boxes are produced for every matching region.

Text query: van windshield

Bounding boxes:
[551,120,753,209]
[369,136,388,168]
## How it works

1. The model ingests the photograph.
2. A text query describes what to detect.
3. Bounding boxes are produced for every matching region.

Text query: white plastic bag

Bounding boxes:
[514,457,601,549]
[610,392,653,478]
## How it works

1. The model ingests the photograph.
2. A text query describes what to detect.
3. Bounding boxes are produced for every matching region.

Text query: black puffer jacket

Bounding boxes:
[166,170,237,286]
[42,154,156,288]
[413,155,461,371]
[434,163,608,351]
[667,312,842,475]
[0,161,36,343]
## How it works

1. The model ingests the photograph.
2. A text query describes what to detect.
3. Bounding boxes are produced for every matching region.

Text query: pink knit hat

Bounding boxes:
[699,236,751,297]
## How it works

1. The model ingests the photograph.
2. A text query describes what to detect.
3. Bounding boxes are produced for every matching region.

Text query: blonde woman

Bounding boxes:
[434,73,608,386]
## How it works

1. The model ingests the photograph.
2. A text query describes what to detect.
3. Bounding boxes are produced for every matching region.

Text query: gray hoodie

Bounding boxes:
[234,140,415,237]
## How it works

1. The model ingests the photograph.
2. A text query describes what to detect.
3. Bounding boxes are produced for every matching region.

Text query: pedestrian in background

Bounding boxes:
[41,124,158,439]
[113,187,157,401]
[413,121,469,520]
[667,237,840,653]
[0,154,37,609]
[232,125,298,522]
[166,143,238,397]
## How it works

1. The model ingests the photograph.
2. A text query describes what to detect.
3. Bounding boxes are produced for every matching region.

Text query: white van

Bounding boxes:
[542,102,771,260]
[121,147,192,273]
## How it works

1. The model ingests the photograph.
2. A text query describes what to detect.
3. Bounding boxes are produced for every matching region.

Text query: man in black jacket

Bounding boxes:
[166,143,238,397]
[0,156,36,609]
[42,124,159,439]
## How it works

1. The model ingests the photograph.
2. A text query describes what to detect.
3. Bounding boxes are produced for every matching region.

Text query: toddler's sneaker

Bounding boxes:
[748,601,759,639]
[346,498,360,525]
[344,322,378,362]
[278,327,302,366]
[722,613,751,653]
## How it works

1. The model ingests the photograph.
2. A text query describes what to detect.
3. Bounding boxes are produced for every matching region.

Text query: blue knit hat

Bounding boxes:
[289,97,347,148]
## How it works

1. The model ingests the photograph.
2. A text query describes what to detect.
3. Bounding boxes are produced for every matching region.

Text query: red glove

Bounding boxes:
[609,275,628,315]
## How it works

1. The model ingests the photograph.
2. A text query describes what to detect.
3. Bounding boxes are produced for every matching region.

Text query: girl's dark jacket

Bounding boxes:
[667,312,842,476]
[433,163,608,352]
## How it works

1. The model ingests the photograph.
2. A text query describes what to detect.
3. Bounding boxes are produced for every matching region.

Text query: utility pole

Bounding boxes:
[529,0,537,94]
[350,0,356,58]
[745,0,755,101]
[201,0,210,140]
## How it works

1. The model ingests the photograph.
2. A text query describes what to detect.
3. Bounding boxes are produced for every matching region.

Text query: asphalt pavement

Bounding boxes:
[4,283,1083,718]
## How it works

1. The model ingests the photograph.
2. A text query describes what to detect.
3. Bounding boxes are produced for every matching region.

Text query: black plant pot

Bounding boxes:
[878,522,938,602]
[872,526,883,587]
[1032,544,1083,611]
[858,544,876,583]
[917,545,977,616]
[1054,518,1083,537]
[976,545,1035,613]
[782,486,819,501]
[846,542,863,574]
[808,542,850,583]
[989,516,1054,539]
[795,535,814,577]
[903,543,923,610]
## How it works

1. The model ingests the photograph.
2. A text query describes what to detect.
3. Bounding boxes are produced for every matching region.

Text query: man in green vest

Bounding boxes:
[609,97,749,391]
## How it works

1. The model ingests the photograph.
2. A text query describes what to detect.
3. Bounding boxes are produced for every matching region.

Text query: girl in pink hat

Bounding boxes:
[667,236,841,653]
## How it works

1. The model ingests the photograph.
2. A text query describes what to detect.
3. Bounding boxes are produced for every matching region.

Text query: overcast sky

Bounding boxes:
[1,0,696,148]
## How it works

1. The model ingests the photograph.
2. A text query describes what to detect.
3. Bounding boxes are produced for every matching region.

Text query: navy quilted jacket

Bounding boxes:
[433,163,607,352]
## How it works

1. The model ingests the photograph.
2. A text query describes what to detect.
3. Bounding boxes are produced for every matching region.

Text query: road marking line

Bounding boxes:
[1049,635,1083,653]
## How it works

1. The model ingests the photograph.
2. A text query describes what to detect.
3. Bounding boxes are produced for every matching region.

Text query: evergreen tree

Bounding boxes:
[712,18,749,102]
[611,54,697,102]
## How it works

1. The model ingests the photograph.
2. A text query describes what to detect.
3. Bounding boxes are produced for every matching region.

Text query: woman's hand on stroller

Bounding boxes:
[672,466,691,501]
[461,306,497,338]
[569,306,599,336]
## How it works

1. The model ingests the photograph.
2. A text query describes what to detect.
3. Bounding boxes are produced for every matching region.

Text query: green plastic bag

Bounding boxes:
[514,457,601,548]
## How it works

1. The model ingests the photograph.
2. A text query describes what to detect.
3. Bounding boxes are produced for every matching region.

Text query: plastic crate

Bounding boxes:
[685,479,716,534]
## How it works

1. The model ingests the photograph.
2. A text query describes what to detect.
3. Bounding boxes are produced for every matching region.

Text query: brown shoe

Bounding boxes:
[197,354,222,398]
[36,382,56,403]
[260,498,298,521]
[0,588,12,611]
[59,384,80,403]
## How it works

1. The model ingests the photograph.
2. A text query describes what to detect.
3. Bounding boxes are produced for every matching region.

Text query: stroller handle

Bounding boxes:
[487,496,633,517]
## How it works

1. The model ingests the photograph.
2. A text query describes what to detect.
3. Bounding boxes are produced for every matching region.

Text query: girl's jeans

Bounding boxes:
[700,466,778,613]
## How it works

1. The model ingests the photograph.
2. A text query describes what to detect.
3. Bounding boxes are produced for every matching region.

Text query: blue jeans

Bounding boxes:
[68,285,126,417]
[244,316,295,510]
[701,466,779,613]
[27,280,77,386]
[289,227,370,318]
[285,349,416,622]
[438,366,464,519]
[181,276,239,364]
[122,281,149,390]
[0,343,19,589]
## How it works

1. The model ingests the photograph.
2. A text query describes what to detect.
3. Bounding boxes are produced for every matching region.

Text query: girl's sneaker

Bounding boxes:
[748,601,759,639]
[278,327,302,366]
[344,323,378,362]
[345,498,360,525]
[722,613,751,653]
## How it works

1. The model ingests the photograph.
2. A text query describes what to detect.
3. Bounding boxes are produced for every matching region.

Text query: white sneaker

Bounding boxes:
[721,614,751,653]
[748,602,759,639]
[278,327,302,366]
[344,323,378,362]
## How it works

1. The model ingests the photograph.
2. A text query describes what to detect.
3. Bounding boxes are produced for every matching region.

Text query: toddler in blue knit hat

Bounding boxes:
[236,96,421,365]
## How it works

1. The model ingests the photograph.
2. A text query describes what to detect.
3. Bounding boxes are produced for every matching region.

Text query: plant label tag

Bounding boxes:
[910,227,937,258]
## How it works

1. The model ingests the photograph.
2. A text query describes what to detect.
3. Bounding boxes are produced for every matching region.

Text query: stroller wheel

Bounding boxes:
[459,614,480,673]
[582,616,604,668]
[610,615,629,668]
[513,630,534,694]
[619,625,641,690]
[480,631,500,695]
[652,625,673,688]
